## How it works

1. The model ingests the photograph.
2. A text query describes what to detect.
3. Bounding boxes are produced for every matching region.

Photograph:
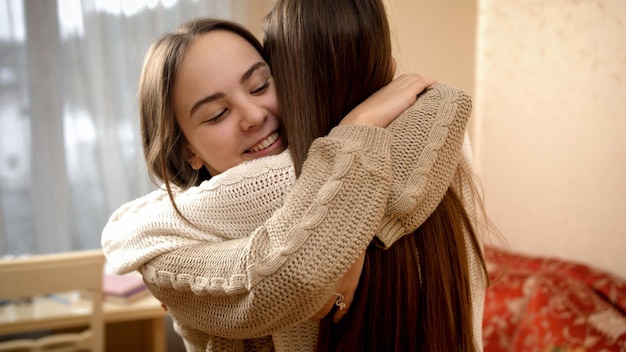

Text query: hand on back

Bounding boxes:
[311,251,366,323]
[340,73,436,128]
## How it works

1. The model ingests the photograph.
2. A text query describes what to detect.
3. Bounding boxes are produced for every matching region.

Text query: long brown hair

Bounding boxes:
[264,0,487,350]
[138,18,265,216]
[263,0,394,176]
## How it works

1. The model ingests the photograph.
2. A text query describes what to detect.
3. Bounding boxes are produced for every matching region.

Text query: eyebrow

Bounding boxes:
[188,61,268,119]
[240,62,267,84]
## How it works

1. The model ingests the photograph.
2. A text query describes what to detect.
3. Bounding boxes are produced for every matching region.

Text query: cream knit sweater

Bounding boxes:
[101,83,485,351]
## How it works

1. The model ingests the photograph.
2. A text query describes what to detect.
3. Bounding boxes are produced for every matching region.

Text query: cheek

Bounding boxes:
[188,128,221,158]
[200,126,241,173]
[266,88,281,117]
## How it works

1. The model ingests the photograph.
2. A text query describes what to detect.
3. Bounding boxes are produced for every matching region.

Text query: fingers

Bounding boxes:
[311,292,354,323]
[339,72,437,128]
[331,251,365,323]
[331,291,352,323]
[311,251,366,322]
[392,73,437,91]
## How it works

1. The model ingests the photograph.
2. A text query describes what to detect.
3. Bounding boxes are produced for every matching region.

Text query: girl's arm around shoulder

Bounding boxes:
[138,125,394,338]
[375,83,473,247]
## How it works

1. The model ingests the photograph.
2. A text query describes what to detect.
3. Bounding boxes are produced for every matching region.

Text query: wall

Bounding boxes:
[474,0,626,278]
[389,0,626,278]
[230,0,276,38]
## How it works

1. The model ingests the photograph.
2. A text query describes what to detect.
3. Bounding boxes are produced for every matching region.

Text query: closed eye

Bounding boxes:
[251,80,270,95]
[204,108,228,124]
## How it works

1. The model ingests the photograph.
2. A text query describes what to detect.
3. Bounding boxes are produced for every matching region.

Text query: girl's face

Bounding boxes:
[173,30,285,176]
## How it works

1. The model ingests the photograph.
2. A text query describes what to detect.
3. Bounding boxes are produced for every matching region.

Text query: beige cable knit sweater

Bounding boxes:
[101,83,485,351]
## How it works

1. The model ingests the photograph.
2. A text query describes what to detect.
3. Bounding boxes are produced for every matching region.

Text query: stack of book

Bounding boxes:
[102,273,150,304]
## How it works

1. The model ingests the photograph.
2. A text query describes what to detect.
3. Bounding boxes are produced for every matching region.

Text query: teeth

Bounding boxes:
[249,132,278,152]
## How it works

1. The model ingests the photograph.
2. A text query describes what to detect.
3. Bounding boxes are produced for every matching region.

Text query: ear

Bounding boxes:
[183,145,204,170]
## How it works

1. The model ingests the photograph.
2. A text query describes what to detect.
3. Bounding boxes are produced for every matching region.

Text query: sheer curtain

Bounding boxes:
[0,0,275,256]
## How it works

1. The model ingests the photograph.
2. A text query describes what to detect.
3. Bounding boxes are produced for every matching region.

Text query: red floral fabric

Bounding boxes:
[482,247,626,351]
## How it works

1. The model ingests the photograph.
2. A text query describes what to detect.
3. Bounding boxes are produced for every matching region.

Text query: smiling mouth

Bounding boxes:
[248,131,279,153]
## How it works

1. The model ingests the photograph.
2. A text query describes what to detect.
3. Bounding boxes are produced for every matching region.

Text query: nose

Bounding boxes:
[238,98,267,131]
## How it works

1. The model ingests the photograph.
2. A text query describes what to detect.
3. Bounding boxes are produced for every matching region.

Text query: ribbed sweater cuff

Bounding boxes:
[375,216,405,248]
[327,124,392,154]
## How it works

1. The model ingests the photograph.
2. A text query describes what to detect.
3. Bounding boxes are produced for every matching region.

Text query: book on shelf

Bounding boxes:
[102,273,150,304]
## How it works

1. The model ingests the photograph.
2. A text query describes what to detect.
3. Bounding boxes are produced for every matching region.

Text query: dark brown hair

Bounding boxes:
[264,0,487,350]
[263,0,394,176]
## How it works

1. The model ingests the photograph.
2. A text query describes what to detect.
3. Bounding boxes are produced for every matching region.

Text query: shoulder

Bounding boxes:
[198,150,295,191]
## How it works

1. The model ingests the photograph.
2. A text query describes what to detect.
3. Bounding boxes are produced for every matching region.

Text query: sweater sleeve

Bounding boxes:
[374,83,472,247]
[101,150,297,276]
[104,125,394,339]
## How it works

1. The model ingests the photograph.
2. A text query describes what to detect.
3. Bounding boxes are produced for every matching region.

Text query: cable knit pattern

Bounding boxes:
[375,83,473,247]
[101,83,483,351]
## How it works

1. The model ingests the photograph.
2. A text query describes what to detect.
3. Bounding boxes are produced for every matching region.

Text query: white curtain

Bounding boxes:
[0,0,273,256]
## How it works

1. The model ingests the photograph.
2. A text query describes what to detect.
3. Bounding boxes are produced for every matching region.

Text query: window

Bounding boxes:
[0,0,273,255]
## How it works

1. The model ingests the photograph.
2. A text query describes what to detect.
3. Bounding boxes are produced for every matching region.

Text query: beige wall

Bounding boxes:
[389,0,626,278]
[474,0,626,278]
[230,0,276,38]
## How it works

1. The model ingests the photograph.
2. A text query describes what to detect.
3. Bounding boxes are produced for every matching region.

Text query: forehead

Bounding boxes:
[191,29,260,59]
[174,30,264,113]
[182,30,262,80]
